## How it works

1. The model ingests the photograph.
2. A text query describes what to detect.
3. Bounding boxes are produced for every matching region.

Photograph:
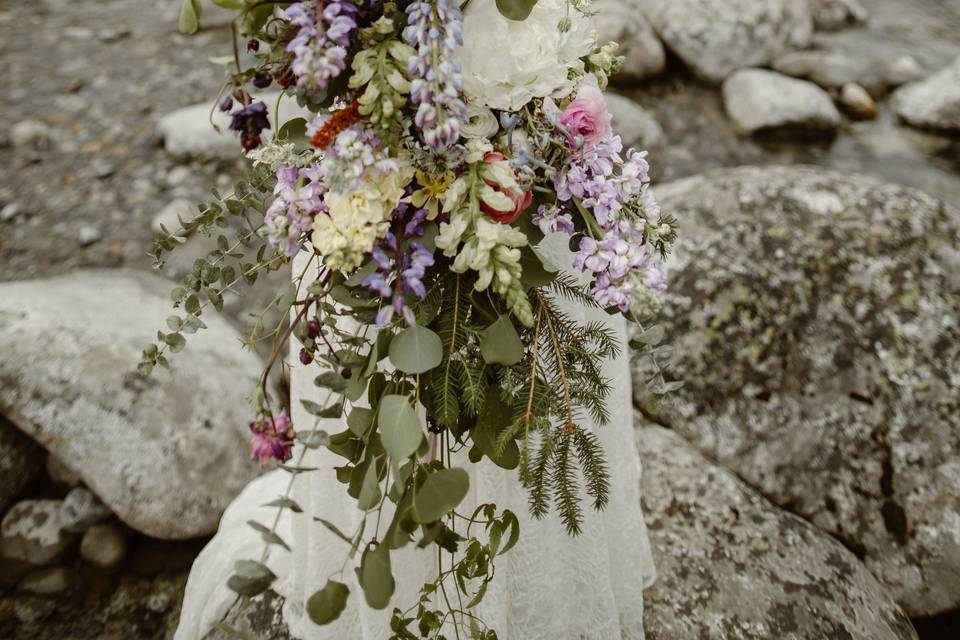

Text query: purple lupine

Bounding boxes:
[284,0,360,94]
[363,204,435,325]
[403,0,467,149]
[249,410,295,467]
[263,163,325,256]
[229,101,271,151]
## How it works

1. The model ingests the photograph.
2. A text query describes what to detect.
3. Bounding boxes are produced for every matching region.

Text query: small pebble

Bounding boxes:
[17,567,74,596]
[839,83,878,119]
[10,120,50,150]
[60,487,112,534]
[79,525,127,572]
[78,225,102,247]
[1,202,21,222]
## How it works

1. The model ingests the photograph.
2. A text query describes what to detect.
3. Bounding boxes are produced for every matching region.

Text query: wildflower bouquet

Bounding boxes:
[154,0,676,636]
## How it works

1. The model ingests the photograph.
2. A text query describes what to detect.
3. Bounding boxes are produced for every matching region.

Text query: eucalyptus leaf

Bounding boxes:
[347,407,375,438]
[479,315,524,365]
[178,0,202,35]
[495,0,538,21]
[306,580,350,626]
[636,324,665,346]
[357,459,382,510]
[413,468,470,524]
[389,325,443,374]
[359,543,395,609]
[378,395,424,460]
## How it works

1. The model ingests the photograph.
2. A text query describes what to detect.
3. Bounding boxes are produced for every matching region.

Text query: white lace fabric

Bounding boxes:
[175,236,656,640]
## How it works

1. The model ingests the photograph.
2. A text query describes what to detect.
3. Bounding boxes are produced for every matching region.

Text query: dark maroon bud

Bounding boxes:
[247,39,260,52]
[219,96,234,112]
[299,348,313,365]
[306,319,320,339]
[253,72,272,89]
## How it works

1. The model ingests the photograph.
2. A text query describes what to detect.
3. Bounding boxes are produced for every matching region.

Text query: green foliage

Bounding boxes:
[389,324,443,374]
[359,543,395,609]
[178,0,201,34]
[412,467,470,524]
[495,0,539,21]
[479,315,524,366]
[307,580,350,625]
[378,395,424,460]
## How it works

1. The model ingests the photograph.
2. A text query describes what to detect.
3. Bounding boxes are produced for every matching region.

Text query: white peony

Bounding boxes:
[457,0,596,111]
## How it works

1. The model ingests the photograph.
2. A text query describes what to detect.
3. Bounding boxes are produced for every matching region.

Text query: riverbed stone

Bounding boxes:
[639,425,918,640]
[640,0,812,83]
[722,69,840,137]
[157,93,311,160]
[593,0,665,81]
[892,56,960,132]
[0,270,261,539]
[79,524,127,572]
[810,0,868,31]
[0,415,43,512]
[60,487,113,534]
[607,93,665,149]
[773,48,926,95]
[636,166,960,616]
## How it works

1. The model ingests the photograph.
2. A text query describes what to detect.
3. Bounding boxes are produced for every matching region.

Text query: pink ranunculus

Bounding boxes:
[479,152,532,224]
[559,85,612,149]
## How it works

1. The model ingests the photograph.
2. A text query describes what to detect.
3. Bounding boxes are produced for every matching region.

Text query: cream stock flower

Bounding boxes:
[312,160,414,271]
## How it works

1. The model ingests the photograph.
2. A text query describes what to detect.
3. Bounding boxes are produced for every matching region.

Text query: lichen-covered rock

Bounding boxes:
[637,167,960,616]
[640,0,812,83]
[1,500,76,567]
[593,0,665,81]
[203,591,292,640]
[639,425,918,640]
[722,69,840,137]
[893,56,960,132]
[0,270,261,539]
[0,416,43,513]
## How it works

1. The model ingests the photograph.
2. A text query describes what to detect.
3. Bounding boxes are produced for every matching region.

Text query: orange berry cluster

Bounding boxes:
[309,99,361,150]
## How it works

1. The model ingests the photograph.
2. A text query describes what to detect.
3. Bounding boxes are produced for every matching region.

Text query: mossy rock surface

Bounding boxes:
[636,166,960,616]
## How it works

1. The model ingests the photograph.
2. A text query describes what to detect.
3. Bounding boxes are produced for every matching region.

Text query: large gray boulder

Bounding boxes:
[893,56,960,132]
[639,425,917,640]
[0,270,262,539]
[640,0,812,83]
[636,167,960,616]
[0,416,43,512]
[593,0,665,81]
[607,93,665,150]
[722,68,840,137]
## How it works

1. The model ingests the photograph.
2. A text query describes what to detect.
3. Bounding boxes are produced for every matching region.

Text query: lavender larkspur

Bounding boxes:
[403,0,467,149]
[285,0,361,94]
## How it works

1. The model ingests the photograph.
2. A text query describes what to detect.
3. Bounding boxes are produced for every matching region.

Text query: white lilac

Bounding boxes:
[263,163,325,257]
[285,1,360,94]
[532,204,575,236]
[555,126,667,310]
[403,0,467,149]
